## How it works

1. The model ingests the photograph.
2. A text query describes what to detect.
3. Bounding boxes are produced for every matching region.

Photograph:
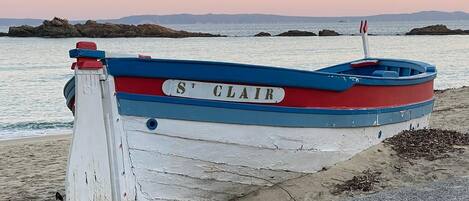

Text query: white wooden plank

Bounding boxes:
[102,76,137,200]
[66,70,113,201]
[129,149,303,186]
[125,115,430,173]
[123,117,366,151]
[136,180,234,201]
[127,130,349,173]
[123,115,429,152]
[133,168,259,196]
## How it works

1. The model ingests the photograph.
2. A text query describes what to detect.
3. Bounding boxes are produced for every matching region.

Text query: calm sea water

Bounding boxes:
[1,21,469,139]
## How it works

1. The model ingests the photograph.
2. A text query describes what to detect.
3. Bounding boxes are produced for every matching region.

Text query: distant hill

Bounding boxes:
[0,18,43,26]
[1,11,469,26]
[95,11,469,24]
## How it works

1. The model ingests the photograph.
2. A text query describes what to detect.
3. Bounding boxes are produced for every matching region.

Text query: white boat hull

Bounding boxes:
[123,114,430,200]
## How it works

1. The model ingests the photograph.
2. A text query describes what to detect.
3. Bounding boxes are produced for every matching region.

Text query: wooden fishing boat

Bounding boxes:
[63,22,436,201]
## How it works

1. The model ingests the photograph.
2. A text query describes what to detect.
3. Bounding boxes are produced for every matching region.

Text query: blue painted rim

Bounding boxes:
[116,93,433,128]
[117,93,433,115]
[69,49,106,59]
[104,58,436,92]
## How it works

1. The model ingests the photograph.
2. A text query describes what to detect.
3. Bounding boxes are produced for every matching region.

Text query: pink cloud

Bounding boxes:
[1,0,468,19]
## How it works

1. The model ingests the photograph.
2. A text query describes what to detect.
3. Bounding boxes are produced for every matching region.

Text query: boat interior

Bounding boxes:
[317,58,436,78]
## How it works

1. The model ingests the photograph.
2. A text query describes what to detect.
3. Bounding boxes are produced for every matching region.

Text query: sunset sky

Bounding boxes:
[1,0,468,19]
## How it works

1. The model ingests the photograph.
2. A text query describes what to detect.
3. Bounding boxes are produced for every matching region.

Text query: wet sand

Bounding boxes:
[0,87,468,201]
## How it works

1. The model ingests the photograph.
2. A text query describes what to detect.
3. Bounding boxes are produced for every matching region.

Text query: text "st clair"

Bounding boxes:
[162,80,285,103]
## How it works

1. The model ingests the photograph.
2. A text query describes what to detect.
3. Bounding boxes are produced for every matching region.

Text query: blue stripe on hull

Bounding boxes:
[116,93,433,128]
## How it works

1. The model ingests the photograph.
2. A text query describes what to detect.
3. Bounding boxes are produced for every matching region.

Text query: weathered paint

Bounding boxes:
[122,115,425,152]
[123,114,430,200]
[65,69,113,201]
[101,76,137,201]
[65,41,436,201]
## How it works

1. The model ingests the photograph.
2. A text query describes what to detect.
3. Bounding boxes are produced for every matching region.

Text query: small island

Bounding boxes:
[319,29,340,36]
[276,30,317,37]
[406,24,469,35]
[6,17,223,38]
[254,32,272,37]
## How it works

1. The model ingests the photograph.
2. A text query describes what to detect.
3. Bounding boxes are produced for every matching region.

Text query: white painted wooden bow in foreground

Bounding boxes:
[66,67,136,201]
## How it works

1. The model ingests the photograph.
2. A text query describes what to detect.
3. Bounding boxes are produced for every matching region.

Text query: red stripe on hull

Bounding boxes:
[115,77,165,96]
[114,77,434,109]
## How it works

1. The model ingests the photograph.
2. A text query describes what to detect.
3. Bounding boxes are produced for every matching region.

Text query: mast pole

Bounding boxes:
[360,20,370,58]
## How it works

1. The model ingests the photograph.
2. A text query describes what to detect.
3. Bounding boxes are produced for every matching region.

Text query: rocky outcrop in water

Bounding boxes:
[406,25,469,35]
[254,32,272,37]
[319,29,340,36]
[276,30,317,37]
[9,18,81,37]
[8,17,223,38]
[0,32,8,37]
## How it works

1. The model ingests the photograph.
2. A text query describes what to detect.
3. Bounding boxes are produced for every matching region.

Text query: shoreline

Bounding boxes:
[0,133,71,144]
[2,19,468,38]
[3,33,469,38]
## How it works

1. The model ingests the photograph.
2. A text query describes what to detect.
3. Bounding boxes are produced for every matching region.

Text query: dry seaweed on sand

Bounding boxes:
[385,129,469,161]
[331,170,382,195]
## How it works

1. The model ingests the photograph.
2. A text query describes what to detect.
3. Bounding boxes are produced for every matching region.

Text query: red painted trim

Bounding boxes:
[351,60,379,68]
[363,20,368,33]
[67,99,75,111]
[114,77,434,109]
[360,21,364,33]
[76,41,97,50]
[360,20,369,34]
[71,42,103,70]
[138,54,152,59]
[278,81,434,108]
[74,61,103,69]
[71,58,103,69]
[115,77,165,95]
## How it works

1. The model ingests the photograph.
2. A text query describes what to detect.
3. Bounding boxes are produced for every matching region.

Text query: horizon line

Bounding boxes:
[0,10,468,21]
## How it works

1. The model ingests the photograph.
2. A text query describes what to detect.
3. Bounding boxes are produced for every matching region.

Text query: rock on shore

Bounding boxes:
[406,25,469,35]
[254,32,272,37]
[319,29,340,36]
[276,30,317,36]
[8,17,223,38]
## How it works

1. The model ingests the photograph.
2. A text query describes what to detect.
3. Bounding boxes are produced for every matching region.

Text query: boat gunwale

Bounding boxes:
[103,57,436,91]
[103,56,436,80]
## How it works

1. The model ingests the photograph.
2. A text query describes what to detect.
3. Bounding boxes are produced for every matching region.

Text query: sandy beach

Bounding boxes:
[1,87,468,201]
[0,135,70,201]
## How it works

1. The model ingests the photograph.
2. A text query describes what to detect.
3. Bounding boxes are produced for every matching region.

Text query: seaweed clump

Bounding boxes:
[332,170,382,195]
[385,129,469,161]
